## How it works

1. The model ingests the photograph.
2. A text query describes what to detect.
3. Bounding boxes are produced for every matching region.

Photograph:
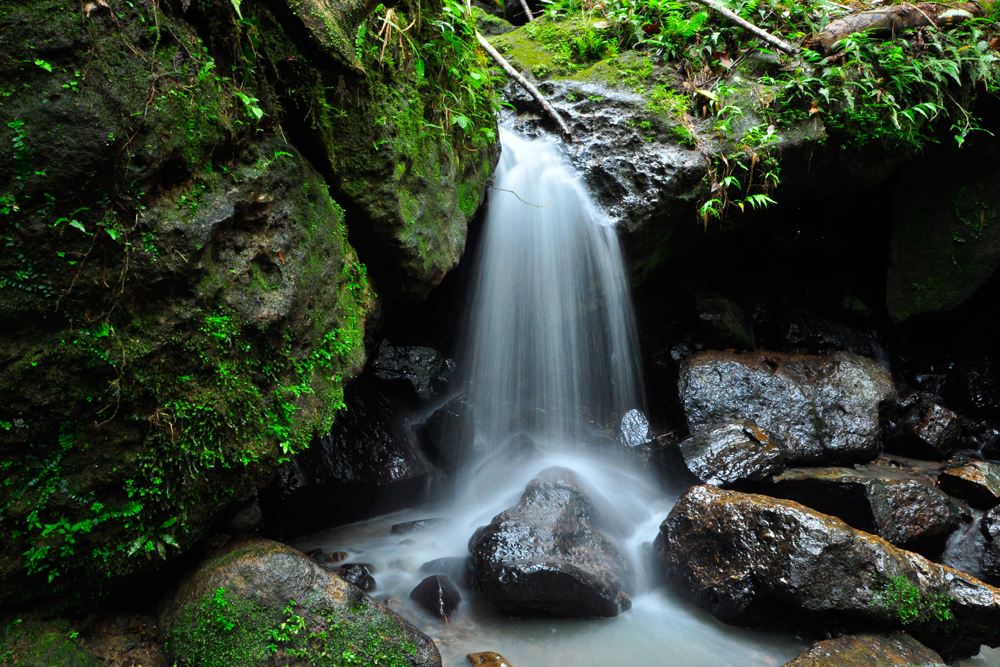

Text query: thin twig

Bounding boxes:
[519,0,535,22]
[690,0,799,55]
[489,186,551,207]
[476,32,574,141]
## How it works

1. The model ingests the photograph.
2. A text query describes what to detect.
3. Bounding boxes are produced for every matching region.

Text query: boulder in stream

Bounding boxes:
[410,574,462,619]
[886,397,963,460]
[421,394,476,471]
[469,467,632,618]
[656,485,1000,659]
[679,350,896,464]
[675,420,785,487]
[783,632,945,667]
[161,538,439,666]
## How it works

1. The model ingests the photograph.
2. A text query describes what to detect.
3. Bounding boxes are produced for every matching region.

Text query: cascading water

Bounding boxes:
[458,130,643,448]
[293,131,808,665]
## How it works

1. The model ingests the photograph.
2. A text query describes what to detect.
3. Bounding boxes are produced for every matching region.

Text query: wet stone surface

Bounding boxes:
[676,420,785,487]
[782,632,945,667]
[410,574,462,619]
[469,467,633,618]
[938,460,1000,509]
[679,350,896,464]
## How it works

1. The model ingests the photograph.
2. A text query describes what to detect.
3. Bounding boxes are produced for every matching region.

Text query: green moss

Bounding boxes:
[168,588,417,667]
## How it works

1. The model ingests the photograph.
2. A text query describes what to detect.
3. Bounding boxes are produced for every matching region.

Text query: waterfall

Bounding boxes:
[458,131,644,449]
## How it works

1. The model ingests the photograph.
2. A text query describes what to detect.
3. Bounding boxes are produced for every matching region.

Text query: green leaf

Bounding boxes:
[34,60,52,72]
[69,220,87,233]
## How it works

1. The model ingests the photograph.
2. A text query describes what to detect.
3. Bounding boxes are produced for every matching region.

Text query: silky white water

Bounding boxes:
[294,131,1000,665]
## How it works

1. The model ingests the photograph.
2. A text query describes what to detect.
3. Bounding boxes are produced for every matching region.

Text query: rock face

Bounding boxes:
[656,485,1000,657]
[0,0,495,608]
[980,507,1000,585]
[887,137,1000,321]
[469,467,632,618]
[676,420,785,487]
[679,351,896,464]
[421,395,477,472]
[939,461,1000,509]
[409,574,462,619]
[783,633,945,667]
[760,467,969,556]
[371,341,457,401]
[161,538,440,667]
[886,398,963,460]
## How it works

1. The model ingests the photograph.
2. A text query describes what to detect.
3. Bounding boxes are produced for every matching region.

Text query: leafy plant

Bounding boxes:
[876,575,953,625]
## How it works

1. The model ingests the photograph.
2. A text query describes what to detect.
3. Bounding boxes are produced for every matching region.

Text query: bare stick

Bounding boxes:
[690,0,799,55]
[476,32,574,141]
[518,0,535,21]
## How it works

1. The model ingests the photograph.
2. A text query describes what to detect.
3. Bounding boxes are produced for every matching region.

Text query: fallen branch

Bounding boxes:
[690,0,799,55]
[476,32,574,141]
[813,2,984,55]
[518,0,534,21]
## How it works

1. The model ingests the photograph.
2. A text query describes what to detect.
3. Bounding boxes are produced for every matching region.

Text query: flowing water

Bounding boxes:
[295,131,1000,665]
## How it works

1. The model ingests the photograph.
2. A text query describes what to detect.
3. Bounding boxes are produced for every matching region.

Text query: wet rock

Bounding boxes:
[338,563,377,592]
[679,350,896,465]
[886,400,962,460]
[947,362,1000,420]
[259,376,441,539]
[410,574,462,619]
[161,538,439,667]
[305,548,323,560]
[420,557,476,590]
[468,652,512,667]
[758,467,968,556]
[960,419,1000,459]
[655,485,1000,658]
[939,461,1000,508]
[225,499,264,534]
[0,618,102,667]
[773,309,885,360]
[326,551,349,564]
[469,467,632,617]
[619,409,651,448]
[676,420,785,487]
[783,632,945,667]
[980,507,1000,585]
[371,340,455,401]
[421,394,476,471]
[691,291,753,351]
[391,518,452,535]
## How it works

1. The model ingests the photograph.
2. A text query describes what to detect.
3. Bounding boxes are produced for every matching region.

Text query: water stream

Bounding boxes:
[295,131,1000,665]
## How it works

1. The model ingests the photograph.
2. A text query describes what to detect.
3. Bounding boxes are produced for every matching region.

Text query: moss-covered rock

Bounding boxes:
[887,137,1000,321]
[0,0,377,609]
[0,619,100,667]
[160,537,440,666]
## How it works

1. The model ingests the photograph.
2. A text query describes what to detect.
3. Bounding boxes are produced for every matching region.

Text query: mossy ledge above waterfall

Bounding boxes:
[488,4,1000,286]
[0,0,497,610]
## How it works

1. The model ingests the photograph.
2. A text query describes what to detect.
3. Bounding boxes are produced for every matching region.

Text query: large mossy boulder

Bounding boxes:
[160,537,440,666]
[887,137,1000,321]
[0,0,495,609]
[783,632,945,667]
[656,485,1000,658]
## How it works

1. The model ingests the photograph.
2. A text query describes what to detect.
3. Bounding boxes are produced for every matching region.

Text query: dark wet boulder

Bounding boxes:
[259,375,440,539]
[939,461,1000,509]
[619,409,651,448]
[338,563,377,592]
[421,395,476,471]
[655,485,1000,658]
[675,420,785,487]
[757,467,969,556]
[372,340,456,402]
[783,632,945,667]
[392,518,452,535]
[410,574,462,619]
[946,362,1000,420]
[469,467,632,618]
[960,419,1000,460]
[771,309,885,360]
[679,350,896,464]
[161,538,439,666]
[980,507,1000,586]
[886,399,963,460]
[474,433,543,480]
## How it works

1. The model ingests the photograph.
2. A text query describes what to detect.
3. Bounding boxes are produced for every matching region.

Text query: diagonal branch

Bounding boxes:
[690,0,799,55]
[476,32,574,141]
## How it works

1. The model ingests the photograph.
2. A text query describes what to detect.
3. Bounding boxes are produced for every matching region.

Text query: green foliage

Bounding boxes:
[169,588,418,667]
[876,575,953,625]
